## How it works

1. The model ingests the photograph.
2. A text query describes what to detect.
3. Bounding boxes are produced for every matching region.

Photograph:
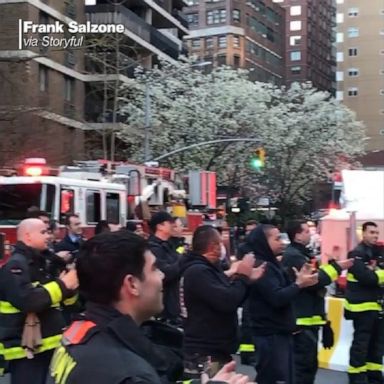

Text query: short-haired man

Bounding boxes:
[345,221,384,384]
[181,225,265,378]
[236,220,257,260]
[282,220,353,384]
[169,217,188,255]
[54,213,83,255]
[0,219,78,384]
[148,211,181,325]
[47,231,252,384]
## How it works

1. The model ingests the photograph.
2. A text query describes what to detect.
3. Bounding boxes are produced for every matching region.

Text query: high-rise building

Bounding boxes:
[0,0,188,165]
[273,0,336,92]
[335,0,384,151]
[183,0,285,85]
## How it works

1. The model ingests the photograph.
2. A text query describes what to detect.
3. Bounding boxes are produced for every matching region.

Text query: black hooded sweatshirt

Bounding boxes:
[245,226,300,336]
[181,252,249,358]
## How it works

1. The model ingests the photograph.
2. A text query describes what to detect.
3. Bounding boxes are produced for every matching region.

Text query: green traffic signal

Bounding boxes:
[250,158,263,169]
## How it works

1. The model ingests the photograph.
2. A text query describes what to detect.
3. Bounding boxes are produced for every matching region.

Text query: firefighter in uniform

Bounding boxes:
[282,220,353,384]
[47,231,252,384]
[345,221,384,384]
[0,218,78,384]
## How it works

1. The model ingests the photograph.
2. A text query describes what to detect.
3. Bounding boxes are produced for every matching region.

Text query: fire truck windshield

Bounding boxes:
[0,183,54,225]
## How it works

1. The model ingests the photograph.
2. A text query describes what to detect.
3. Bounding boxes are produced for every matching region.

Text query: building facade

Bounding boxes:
[0,0,188,165]
[335,0,384,151]
[183,0,285,85]
[273,0,336,92]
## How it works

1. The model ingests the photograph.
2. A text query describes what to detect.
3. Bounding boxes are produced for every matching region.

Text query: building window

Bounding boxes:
[233,9,240,22]
[186,0,199,4]
[348,68,359,76]
[290,21,302,31]
[291,66,301,75]
[186,13,199,26]
[336,32,344,43]
[233,35,240,48]
[348,8,359,17]
[349,48,358,56]
[64,76,75,102]
[348,87,358,96]
[290,6,302,16]
[336,52,344,62]
[290,51,301,61]
[233,55,240,68]
[217,55,226,66]
[336,13,344,23]
[336,71,344,81]
[39,65,48,92]
[336,91,344,101]
[347,27,359,38]
[218,35,227,48]
[205,37,213,49]
[192,39,201,49]
[289,35,302,46]
[206,9,226,25]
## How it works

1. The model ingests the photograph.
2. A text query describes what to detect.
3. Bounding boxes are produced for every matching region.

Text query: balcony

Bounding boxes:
[86,4,180,60]
[171,9,189,29]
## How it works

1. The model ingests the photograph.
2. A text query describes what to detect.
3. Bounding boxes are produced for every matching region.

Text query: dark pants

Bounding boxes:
[293,328,319,384]
[349,312,384,384]
[253,334,295,384]
[8,350,53,384]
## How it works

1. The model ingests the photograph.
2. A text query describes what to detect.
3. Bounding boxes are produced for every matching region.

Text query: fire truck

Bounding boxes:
[0,158,218,264]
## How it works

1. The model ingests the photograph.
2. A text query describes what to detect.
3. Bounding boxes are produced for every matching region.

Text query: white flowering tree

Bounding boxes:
[118,62,366,217]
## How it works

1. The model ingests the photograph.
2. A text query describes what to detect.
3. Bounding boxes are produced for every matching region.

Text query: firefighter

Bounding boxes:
[282,220,354,384]
[0,218,78,384]
[47,231,253,384]
[345,221,384,384]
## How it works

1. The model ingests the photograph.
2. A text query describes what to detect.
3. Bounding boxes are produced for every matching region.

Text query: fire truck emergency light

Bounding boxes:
[22,158,47,177]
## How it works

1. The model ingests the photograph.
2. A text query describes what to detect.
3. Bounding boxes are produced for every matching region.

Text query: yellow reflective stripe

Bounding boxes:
[63,294,78,306]
[375,270,384,285]
[238,344,255,352]
[0,367,4,376]
[43,282,63,305]
[0,334,62,360]
[348,365,367,373]
[182,381,193,384]
[367,362,383,371]
[0,301,20,314]
[296,316,327,326]
[176,246,185,254]
[320,264,338,281]
[347,273,358,282]
[344,301,381,312]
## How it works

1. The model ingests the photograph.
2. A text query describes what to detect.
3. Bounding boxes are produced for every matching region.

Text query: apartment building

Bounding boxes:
[335,0,384,151]
[0,0,188,165]
[183,0,285,85]
[273,0,336,92]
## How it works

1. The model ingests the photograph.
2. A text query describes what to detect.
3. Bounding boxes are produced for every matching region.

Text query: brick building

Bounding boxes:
[183,0,285,85]
[0,0,188,166]
[273,0,336,92]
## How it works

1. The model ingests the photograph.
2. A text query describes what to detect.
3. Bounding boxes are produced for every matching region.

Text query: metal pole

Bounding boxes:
[144,81,151,161]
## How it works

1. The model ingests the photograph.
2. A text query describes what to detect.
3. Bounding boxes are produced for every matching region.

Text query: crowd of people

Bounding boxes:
[0,211,383,384]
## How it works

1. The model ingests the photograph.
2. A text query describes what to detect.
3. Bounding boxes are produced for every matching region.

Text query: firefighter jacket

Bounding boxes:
[0,241,74,363]
[281,243,342,327]
[148,235,181,321]
[47,302,225,384]
[345,242,384,314]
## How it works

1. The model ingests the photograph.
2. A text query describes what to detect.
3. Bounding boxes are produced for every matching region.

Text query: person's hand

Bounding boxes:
[293,264,318,288]
[236,253,255,278]
[250,262,266,281]
[336,259,354,270]
[203,361,255,384]
[56,251,71,262]
[59,269,78,290]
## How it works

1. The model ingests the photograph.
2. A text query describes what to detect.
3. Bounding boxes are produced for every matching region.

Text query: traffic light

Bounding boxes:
[250,147,266,170]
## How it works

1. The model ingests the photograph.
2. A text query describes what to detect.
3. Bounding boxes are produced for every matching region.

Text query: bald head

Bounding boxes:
[18,218,50,251]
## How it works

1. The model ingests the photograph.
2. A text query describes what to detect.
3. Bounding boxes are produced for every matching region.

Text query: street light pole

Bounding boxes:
[142,61,211,162]
[144,81,151,161]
